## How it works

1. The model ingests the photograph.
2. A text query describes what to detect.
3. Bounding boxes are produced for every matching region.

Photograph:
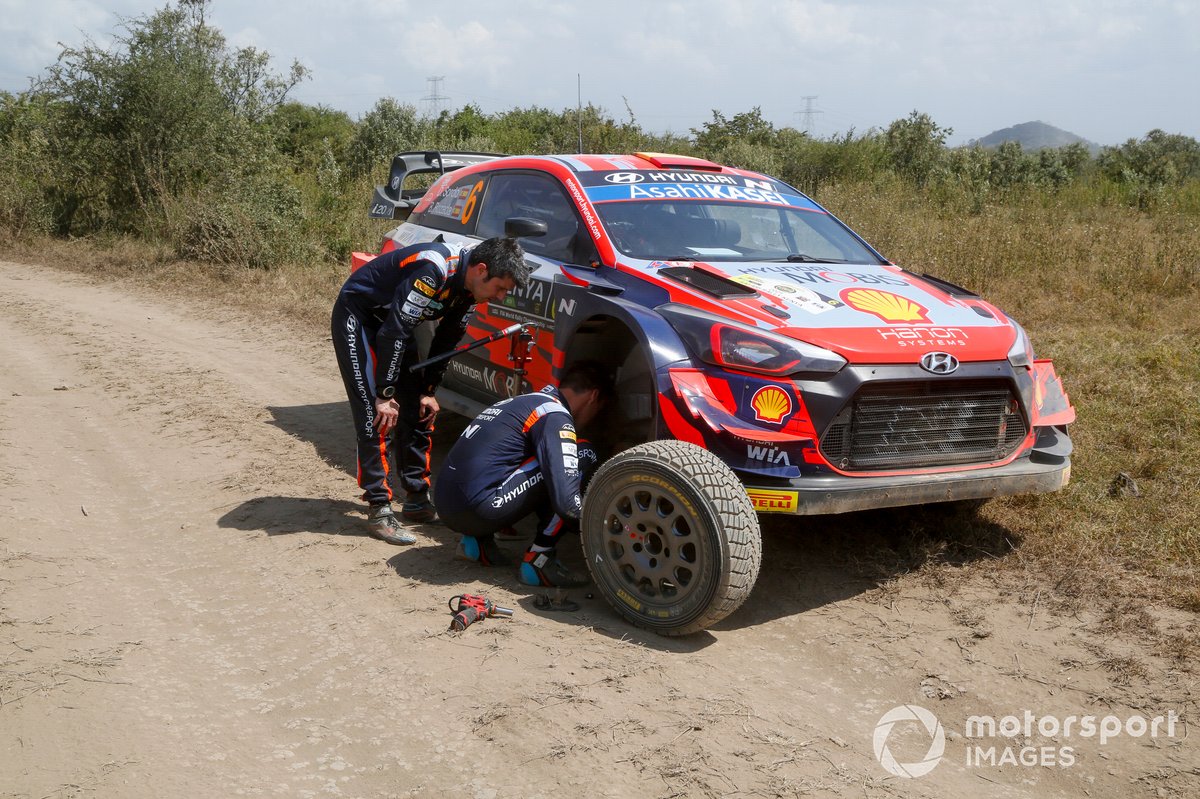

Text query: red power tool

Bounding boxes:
[448,593,515,631]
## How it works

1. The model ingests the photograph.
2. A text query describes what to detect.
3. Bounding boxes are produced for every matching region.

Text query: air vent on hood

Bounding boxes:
[912,271,979,298]
[659,266,757,298]
[633,152,723,171]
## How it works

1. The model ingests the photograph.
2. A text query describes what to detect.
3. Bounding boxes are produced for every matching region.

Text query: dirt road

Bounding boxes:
[0,259,1195,798]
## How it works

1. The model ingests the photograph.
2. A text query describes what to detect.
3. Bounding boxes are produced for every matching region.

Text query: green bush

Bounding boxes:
[0,93,55,238]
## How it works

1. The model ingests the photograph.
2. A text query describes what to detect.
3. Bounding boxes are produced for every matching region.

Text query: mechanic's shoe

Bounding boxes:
[519,549,589,588]
[401,492,440,524]
[455,535,511,567]
[366,503,417,545]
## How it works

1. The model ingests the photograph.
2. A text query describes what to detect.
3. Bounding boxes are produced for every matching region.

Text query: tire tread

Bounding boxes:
[583,440,762,635]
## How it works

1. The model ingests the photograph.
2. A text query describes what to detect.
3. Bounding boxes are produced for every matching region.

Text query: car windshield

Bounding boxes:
[594,200,883,264]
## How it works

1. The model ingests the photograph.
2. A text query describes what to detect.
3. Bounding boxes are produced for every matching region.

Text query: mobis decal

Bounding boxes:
[841,288,930,324]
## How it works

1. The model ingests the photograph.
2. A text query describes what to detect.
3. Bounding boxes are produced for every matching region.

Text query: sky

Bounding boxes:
[1,0,1197,147]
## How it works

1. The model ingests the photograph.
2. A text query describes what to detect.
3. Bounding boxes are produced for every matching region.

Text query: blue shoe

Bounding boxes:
[455,535,510,567]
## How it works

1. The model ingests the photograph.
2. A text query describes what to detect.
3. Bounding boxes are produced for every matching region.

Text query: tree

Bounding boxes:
[32,0,306,235]
[434,103,490,148]
[883,111,952,186]
[989,141,1034,189]
[692,107,776,155]
[1098,129,1200,187]
[345,98,427,178]
[269,101,354,171]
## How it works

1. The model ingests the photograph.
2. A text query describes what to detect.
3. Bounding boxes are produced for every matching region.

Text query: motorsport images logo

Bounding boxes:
[873,705,1181,777]
[873,705,946,778]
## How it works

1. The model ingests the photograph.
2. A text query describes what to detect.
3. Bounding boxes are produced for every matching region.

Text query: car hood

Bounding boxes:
[646,259,1018,364]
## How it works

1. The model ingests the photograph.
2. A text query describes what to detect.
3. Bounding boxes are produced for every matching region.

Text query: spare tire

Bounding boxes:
[580,440,762,635]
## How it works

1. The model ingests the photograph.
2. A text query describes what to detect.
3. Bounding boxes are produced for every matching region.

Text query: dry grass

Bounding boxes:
[821,182,1200,609]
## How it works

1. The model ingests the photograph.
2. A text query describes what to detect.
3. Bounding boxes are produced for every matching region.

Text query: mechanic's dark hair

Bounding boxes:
[469,237,530,289]
[559,360,615,404]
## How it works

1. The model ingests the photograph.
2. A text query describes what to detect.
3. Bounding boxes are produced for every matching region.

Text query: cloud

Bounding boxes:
[0,0,121,84]
[0,0,1194,143]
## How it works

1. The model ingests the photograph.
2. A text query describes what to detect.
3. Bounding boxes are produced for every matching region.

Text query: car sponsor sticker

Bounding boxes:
[739,265,908,287]
[587,183,816,209]
[500,277,554,321]
[563,176,604,241]
[630,183,788,205]
[749,385,793,424]
[841,288,930,324]
[747,488,799,513]
[447,356,528,396]
[878,327,969,347]
[746,443,791,466]
[732,276,841,314]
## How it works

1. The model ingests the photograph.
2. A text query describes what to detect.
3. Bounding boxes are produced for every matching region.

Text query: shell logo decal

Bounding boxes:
[841,288,929,323]
[750,385,792,424]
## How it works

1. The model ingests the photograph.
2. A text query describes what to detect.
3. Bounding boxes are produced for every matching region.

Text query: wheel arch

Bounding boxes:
[552,289,691,455]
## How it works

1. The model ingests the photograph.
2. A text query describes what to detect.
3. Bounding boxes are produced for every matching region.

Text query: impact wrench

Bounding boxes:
[448,594,515,632]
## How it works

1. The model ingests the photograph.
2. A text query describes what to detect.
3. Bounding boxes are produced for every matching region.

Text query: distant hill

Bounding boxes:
[968,121,1100,153]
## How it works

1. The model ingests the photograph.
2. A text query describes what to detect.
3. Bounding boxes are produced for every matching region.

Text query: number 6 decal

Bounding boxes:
[460,180,484,224]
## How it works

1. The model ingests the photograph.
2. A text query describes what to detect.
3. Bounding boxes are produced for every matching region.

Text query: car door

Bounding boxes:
[456,170,598,402]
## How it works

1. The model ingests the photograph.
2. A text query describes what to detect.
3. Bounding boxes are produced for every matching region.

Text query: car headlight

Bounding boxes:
[659,303,846,376]
[1007,321,1035,369]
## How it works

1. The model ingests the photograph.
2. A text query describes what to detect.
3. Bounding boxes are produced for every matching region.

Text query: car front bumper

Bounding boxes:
[744,425,1072,516]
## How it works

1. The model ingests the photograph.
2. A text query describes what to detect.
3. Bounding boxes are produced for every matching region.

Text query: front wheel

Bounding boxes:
[581,441,762,635]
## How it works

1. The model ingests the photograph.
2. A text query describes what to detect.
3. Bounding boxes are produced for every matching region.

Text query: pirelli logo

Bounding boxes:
[746,488,799,513]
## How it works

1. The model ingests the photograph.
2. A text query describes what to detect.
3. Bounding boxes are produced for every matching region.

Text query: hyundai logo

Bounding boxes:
[920,352,959,374]
[604,172,644,184]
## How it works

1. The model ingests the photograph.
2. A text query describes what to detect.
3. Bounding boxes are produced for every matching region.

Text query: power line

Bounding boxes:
[422,75,448,117]
[796,95,822,134]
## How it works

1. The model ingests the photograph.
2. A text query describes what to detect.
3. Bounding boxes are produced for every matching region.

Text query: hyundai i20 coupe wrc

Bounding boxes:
[354,150,1075,635]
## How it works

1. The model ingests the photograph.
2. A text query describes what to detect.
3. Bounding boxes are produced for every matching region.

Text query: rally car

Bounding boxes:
[355,150,1075,635]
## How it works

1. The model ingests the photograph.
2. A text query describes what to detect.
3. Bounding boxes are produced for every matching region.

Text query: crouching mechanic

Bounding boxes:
[433,362,613,587]
[332,237,530,545]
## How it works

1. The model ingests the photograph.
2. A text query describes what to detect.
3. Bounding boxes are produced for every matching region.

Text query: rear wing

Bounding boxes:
[369,150,505,220]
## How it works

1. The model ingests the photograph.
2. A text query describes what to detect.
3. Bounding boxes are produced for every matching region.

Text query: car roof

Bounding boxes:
[483,152,751,177]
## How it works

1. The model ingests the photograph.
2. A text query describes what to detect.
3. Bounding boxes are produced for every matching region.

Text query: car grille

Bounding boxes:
[819,380,1028,471]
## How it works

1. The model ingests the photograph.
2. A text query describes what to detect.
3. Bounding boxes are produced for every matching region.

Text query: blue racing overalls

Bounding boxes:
[433,386,600,546]
[331,241,476,504]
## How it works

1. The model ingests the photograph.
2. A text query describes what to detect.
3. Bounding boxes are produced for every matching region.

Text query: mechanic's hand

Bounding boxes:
[419,394,440,421]
[375,397,399,437]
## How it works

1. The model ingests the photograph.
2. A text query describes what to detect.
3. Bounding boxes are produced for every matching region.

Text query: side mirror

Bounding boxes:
[504,217,548,238]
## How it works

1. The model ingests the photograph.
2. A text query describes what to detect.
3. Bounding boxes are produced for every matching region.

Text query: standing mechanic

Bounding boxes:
[332,237,530,545]
[433,362,612,587]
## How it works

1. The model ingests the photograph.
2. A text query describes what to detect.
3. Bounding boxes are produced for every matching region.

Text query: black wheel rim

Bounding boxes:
[598,480,712,610]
